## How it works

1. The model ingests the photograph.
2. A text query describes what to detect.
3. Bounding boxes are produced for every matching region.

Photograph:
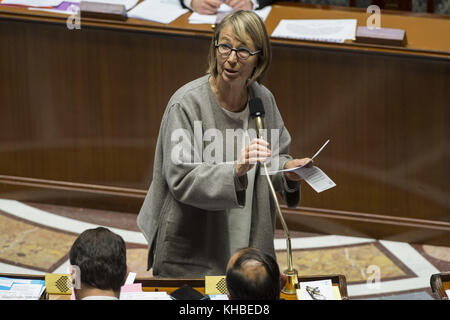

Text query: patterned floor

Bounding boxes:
[0,198,449,299]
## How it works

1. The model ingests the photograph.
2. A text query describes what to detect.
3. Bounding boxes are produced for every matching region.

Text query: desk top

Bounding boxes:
[0,2,449,59]
[0,273,348,300]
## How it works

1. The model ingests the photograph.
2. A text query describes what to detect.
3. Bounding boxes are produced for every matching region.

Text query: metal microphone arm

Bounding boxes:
[256,117,298,295]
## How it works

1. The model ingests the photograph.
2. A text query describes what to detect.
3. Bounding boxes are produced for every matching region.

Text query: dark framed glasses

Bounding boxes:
[215,40,261,60]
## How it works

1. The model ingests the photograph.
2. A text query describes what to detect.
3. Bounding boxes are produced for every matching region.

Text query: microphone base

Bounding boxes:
[281,268,298,295]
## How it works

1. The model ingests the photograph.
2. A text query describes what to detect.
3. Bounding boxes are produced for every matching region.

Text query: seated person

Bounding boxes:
[69,227,127,300]
[226,247,282,300]
[180,0,274,15]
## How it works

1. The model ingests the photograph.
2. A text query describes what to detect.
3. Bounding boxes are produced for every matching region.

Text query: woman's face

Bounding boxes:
[215,24,258,87]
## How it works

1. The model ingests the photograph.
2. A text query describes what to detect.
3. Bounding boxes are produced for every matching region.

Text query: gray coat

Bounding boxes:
[137,75,300,277]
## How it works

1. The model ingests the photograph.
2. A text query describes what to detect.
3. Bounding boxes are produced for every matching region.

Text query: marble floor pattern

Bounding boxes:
[0,198,448,300]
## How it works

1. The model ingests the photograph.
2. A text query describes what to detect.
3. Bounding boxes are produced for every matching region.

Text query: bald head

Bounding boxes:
[226,248,280,300]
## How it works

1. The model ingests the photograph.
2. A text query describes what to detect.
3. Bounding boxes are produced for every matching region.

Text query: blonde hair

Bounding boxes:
[207,10,271,84]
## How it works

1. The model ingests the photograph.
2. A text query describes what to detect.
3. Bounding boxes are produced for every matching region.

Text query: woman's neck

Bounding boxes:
[209,76,248,112]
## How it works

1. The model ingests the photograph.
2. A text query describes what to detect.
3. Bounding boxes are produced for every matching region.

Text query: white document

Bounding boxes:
[124,272,136,285]
[446,289,450,299]
[295,165,336,193]
[128,0,189,24]
[268,139,335,193]
[298,279,334,300]
[189,5,272,25]
[79,0,139,10]
[272,19,357,43]
[0,283,45,300]
[2,0,63,6]
[120,291,172,300]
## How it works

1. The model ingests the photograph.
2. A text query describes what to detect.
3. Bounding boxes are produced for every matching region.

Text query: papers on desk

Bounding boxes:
[80,0,139,10]
[119,278,172,300]
[127,0,188,24]
[269,139,336,193]
[28,1,79,15]
[297,279,336,300]
[189,5,272,25]
[120,291,172,300]
[2,0,63,7]
[0,277,45,300]
[446,289,450,299]
[272,19,357,43]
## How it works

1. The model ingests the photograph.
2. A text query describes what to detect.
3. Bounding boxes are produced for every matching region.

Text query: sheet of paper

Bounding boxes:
[272,19,357,43]
[127,0,188,24]
[28,1,78,14]
[298,279,334,300]
[189,5,272,24]
[446,289,450,298]
[274,139,329,174]
[120,283,142,293]
[120,291,172,300]
[75,0,139,10]
[296,166,336,193]
[209,294,229,300]
[124,272,136,284]
[1,0,63,6]
[0,283,45,300]
[0,278,14,289]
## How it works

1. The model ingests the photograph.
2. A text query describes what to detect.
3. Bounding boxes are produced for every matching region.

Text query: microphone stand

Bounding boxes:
[255,117,298,295]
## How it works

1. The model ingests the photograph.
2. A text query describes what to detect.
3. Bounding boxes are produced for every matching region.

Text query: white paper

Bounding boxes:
[296,165,336,193]
[120,291,172,300]
[298,279,334,300]
[446,289,450,298]
[272,19,357,43]
[189,5,272,25]
[128,0,188,24]
[209,294,229,300]
[125,272,136,284]
[274,139,329,174]
[79,0,139,10]
[1,0,63,6]
[0,283,44,300]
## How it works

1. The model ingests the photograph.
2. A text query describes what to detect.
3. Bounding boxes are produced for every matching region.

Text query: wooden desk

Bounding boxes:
[430,272,450,300]
[0,273,348,300]
[0,3,449,245]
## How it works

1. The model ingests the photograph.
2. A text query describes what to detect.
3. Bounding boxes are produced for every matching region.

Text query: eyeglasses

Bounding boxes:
[215,40,261,60]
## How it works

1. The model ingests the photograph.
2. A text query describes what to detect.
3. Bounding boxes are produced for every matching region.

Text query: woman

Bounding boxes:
[137,10,311,277]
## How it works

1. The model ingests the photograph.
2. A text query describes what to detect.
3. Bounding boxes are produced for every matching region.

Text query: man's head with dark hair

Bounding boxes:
[69,227,127,299]
[226,247,281,300]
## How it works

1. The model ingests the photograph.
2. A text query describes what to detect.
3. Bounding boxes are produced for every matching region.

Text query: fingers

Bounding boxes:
[225,0,253,10]
[239,139,271,164]
[192,0,221,14]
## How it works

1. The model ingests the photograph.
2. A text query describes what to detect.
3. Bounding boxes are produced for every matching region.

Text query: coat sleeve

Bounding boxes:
[161,103,246,211]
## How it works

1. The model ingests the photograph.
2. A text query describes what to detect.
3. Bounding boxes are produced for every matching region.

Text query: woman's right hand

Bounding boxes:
[191,0,222,15]
[236,138,271,177]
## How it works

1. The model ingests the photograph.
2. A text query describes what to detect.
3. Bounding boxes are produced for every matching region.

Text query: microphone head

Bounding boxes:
[249,97,265,118]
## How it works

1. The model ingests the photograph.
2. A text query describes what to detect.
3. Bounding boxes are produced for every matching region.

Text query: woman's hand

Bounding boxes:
[236,138,271,177]
[224,0,254,10]
[283,158,313,181]
[191,0,222,14]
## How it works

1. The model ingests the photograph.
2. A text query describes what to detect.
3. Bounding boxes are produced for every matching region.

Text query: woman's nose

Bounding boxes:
[227,50,238,64]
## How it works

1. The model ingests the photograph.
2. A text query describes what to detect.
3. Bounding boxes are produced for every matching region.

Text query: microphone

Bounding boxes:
[249,98,298,295]
[249,97,265,138]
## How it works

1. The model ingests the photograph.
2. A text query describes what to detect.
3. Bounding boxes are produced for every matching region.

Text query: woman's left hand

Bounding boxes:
[283,158,313,181]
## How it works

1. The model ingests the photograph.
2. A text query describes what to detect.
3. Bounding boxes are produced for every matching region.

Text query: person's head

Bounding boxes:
[207,10,272,86]
[69,227,127,299]
[226,247,281,300]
